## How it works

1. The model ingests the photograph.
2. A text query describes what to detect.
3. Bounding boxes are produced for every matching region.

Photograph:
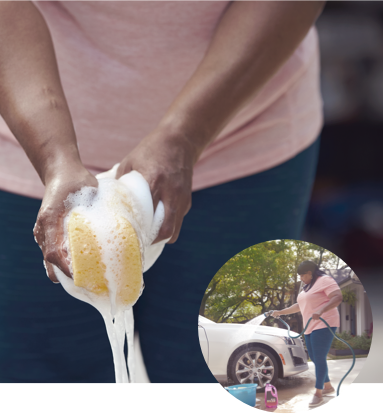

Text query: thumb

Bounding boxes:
[43,260,60,284]
[115,159,133,180]
[44,222,72,280]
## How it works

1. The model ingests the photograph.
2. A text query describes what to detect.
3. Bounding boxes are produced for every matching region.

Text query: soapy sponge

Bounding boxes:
[68,211,142,307]
[113,215,143,306]
[68,212,108,295]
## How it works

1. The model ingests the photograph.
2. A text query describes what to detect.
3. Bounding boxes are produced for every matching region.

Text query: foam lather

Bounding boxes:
[52,167,167,383]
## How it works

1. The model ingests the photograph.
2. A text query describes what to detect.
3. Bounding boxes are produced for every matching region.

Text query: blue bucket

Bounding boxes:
[225,383,258,407]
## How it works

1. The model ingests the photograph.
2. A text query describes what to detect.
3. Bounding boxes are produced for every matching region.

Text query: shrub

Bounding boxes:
[351,332,372,351]
[331,331,372,351]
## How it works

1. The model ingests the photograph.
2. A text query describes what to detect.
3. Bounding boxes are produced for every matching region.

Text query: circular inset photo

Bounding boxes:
[198,240,373,411]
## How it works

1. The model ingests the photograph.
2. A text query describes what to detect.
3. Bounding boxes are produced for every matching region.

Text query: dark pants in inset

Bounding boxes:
[304,327,337,389]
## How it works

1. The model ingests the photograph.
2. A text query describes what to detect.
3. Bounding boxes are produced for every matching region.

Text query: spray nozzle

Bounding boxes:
[264,310,280,319]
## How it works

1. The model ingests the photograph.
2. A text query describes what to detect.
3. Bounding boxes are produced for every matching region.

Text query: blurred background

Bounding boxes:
[303,1,383,275]
[304,2,383,382]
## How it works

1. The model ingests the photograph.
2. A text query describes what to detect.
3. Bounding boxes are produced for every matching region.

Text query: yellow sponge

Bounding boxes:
[68,211,142,306]
[68,212,108,296]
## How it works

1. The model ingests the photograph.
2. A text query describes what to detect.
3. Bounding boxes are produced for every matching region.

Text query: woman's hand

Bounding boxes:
[312,310,323,321]
[272,310,282,318]
[115,127,195,244]
[314,291,343,318]
[33,163,98,283]
[112,2,325,247]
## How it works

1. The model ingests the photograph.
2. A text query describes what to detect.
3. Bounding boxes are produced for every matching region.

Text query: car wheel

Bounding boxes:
[228,346,279,391]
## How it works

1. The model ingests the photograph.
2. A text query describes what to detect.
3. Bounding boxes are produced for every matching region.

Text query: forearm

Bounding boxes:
[320,295,343,314]
[279,303,300,315]
[157,1,325,162]
[0,1,82,185]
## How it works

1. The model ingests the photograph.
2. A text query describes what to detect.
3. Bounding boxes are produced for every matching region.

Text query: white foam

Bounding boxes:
[53,169,167,383]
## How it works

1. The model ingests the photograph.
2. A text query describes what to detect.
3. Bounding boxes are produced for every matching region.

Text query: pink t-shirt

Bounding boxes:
[0,1,323,199]
[297,276,341,335]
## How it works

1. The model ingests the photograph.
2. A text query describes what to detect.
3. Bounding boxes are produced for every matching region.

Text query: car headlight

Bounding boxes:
[282,337,296,345]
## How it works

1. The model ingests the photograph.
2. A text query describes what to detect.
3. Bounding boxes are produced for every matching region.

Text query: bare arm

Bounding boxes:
[116,1,326,243]
[160,1,325,156]
[322,291,343,313]
[273,303,301,318]
[0,1,80,184]
[0,2,97,282]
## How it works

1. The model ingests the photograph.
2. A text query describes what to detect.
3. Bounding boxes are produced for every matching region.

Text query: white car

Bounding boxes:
[198,315,308,390]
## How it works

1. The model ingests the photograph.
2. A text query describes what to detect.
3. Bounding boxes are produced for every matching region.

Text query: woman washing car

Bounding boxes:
[272,260,343,408]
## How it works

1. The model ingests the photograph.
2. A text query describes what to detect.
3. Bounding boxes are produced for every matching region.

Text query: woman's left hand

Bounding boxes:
[115,126,196,244]
[312,310,323,320]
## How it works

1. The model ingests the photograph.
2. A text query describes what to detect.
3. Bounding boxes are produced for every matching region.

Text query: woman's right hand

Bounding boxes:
[272,310,282,318]
[33,163,98,283]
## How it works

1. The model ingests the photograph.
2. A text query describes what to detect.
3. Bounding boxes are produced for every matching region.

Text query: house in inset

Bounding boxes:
[325,269,373,336]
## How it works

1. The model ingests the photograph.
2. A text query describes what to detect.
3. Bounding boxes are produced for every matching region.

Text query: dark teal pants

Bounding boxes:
[0,138,320,382]
[304,327,337,389]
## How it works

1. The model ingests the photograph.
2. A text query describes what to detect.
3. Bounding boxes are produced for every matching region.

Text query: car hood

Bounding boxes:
[206,323,299,338]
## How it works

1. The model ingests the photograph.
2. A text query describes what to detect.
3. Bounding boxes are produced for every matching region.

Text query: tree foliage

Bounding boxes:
[201,240,346,327]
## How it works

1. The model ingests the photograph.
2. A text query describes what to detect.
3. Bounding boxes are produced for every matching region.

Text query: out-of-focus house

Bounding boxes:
[325,269,373,336]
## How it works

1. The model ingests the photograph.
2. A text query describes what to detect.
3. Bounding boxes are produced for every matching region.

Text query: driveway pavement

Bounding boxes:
[221,357,367,412]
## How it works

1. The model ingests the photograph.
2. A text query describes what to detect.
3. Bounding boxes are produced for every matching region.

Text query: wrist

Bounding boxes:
[5,89,83,186]
[158,103,219,166]
[43,154,86,187]
[157,114,212,166]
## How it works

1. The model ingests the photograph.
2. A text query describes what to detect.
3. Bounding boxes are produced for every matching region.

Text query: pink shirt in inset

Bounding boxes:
[0,1,323,199]
[297,276,341,335]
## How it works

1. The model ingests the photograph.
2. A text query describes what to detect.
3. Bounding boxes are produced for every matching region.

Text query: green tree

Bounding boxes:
[201,240,346,328]
[203,241,297,323]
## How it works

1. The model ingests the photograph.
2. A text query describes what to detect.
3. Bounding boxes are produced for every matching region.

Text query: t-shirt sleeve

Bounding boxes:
[322,276,341,297]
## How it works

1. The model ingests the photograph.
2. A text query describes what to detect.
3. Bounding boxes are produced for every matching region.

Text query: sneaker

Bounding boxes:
[309,395,324,408]
[322,386,335,395]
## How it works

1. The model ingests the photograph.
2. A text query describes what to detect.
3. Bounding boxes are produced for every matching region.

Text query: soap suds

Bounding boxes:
[52,170,167,383]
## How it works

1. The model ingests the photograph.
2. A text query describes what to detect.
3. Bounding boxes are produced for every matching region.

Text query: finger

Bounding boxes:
[168,210,184,244]
[33,219,45,250]
[115,160,132,180]
[168,194,191,244]
[44,219,72,279]
[44,260,59,283]
[35,210,71,280]
[152,190,191,244]
[143,179,161,212]
[151,186,161,214]
[153,203,176,244]
[44,246,71,279]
